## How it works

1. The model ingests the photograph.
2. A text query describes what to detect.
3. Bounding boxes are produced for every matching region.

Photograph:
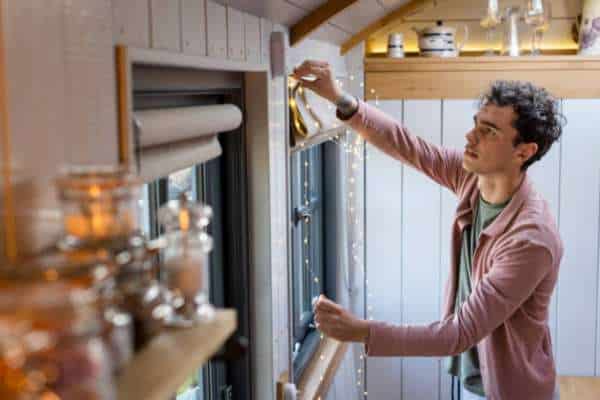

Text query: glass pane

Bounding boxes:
[168,167,197,202]
[137,184,151,237]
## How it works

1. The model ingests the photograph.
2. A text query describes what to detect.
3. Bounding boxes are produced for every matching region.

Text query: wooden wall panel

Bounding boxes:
[401,99,442,400]
[112,0,150,48]
[149,0,181,51]
[244,13,261,64]
[557,99,600,375]
[181,0,207,55]
[366,100,404,399]
[227,6,245,61]
[206,0,227,58]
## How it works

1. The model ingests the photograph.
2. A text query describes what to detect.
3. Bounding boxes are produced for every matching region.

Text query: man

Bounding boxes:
[292,60,564,400]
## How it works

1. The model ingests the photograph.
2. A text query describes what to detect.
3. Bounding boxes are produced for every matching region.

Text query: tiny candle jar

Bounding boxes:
[158,196,214,325]
[55,165,141,247]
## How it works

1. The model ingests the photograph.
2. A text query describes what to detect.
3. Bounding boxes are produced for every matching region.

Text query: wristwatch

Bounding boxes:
[335,92,359,120]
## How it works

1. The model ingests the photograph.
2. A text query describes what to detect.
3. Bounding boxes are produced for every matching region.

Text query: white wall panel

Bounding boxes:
[227,6,245,60]
[149,0,181,51]
[260,17,273,65]
[366,100,404,399]
[526,103,562,360]
[181,0,207,55]
[206,0,227,58]
[112,0,150,48]
[244,12,261,64]
[439,99,477,400]
[402,100,442,400]
[557,99,600,375]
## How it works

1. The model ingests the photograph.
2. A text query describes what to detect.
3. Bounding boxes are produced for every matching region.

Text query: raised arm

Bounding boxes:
[292,60,468,195]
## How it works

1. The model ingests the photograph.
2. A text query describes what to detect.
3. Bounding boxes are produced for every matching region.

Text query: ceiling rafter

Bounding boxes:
[340,0,438,55]
[290,0,359,47]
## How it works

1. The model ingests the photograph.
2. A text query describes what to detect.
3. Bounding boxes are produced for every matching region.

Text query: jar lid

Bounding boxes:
[158,195,213,233]
[55,165,141,201]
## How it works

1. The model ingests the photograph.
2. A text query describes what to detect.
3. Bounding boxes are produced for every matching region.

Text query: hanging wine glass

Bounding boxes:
[524,0,552,55]
[480,0,501,55]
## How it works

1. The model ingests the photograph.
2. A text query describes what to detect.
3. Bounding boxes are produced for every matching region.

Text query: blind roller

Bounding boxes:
[134,104,242,181]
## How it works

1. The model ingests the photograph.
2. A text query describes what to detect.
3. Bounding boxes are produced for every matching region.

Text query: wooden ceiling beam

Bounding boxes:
[340,0,437,55]
[290,0,358,47]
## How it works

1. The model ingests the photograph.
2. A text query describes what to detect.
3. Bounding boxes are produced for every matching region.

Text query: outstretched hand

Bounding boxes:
[291,60,343,104]
[313,294,370,343]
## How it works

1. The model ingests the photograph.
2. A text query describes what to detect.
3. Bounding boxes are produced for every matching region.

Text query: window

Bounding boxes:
[291,141,339,378]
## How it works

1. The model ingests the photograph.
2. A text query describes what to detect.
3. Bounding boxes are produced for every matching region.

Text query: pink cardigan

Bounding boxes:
[344,100,563,400]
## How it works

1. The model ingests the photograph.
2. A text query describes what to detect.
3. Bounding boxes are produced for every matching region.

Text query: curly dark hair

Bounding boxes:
[479,80,565,171]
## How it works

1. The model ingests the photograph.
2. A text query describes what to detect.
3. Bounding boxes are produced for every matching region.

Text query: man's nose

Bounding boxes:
[465,128,477,144]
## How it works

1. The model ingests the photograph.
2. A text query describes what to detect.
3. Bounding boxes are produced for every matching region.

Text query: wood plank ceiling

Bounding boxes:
[215,0,411,46]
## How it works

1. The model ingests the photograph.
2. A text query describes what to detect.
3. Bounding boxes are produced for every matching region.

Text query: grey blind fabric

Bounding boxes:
[138,136,221,182]
[134,104,242,180]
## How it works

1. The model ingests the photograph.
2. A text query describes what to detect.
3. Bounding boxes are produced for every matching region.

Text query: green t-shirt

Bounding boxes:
[446,195,509,396]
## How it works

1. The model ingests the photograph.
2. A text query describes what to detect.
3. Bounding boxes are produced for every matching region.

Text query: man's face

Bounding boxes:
[463,103,533,176]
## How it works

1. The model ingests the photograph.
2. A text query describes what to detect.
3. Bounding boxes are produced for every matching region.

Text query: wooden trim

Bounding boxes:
[117,310,237,400]
[559,376,600,400]
[115,45,131,165]
[295,338,349,400]
[340,0,435,55]
[0,0,17,263]
[364,56,600,99]
[290,0,358,47]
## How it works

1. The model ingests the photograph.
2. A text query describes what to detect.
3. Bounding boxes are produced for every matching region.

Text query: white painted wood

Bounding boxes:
[212,0,306,26]
[330,0,387,34]
[366,99,403,399]
[260,17,273,65]
[526,102,562,362]
[309,23,351,46]
[227,6,245,61]
[149,0,181,52]
[402,99,442,400]
[128,47,265,72]
[244,12,261,64]
[206,0,227,58]
[557,99,600,376]
[440,99,478,400]
[181,0,207,55]
[4,0,117,255]
[112,0,150,48]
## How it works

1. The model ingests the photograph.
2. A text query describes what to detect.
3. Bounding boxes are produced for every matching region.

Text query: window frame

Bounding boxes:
[290,141,340,379]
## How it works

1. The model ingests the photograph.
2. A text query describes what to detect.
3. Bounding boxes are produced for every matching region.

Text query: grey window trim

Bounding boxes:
[291,141,340,380]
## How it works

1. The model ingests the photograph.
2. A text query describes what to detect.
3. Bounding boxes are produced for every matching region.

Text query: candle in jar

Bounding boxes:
[163,250,205,300]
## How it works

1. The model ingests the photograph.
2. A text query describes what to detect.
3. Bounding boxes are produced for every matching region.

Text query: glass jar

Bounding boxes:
[113,234,165,350]
[0,280,115,399]
[55,165,141,249]
[158,195,214,327]
[12,248,133,376]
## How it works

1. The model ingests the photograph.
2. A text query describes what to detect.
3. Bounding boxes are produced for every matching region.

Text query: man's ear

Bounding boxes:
[516,142,538,165]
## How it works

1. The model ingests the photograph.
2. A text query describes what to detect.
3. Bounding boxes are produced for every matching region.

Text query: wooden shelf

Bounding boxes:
[116,309,237,400]
[365,55,600,99]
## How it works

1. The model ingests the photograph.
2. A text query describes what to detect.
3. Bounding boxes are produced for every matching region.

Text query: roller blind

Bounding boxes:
[134,104,242,181]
